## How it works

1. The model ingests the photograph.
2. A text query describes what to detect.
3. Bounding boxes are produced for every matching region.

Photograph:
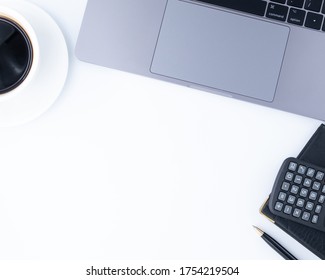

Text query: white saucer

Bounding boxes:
[0,0,68,127]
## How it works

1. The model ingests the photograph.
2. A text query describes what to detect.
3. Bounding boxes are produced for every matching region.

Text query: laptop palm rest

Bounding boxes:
[150,1,290,102]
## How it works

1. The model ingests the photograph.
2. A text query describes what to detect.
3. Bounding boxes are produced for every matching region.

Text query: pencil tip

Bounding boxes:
[252,225,264,236]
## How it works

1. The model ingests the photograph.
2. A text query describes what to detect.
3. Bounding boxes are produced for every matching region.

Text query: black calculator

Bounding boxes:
[269,157,325,232]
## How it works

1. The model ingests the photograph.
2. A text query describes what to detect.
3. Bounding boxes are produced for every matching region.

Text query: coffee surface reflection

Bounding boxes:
[0,17,33,94]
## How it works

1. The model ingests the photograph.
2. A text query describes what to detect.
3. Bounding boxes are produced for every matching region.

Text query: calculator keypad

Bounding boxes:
[269,158,325,232]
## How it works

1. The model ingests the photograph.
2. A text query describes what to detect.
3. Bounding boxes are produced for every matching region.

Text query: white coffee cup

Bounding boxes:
[0,0,68,127]
[0,6,40,101]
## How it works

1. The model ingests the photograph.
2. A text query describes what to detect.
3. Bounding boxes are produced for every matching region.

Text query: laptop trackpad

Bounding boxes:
[150,1,289,102]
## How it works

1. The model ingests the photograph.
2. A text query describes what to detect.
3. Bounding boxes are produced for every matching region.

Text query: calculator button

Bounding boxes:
[300,188,308,197]
[281,182,290,191]
[309,191,317,201]
[293,208,302,218]
[315,171,324,181]
[296,198,305,207]
[290,185,299,194]
[322,185,325,193]
[305,201,314,211]
[319,195,325,204]
[275,202,284,211]
[298,165,307,174]
[285,172,294,181]
[287,195,296,204]
[284,205,293,215]
[312,181,321,191]
[288,161,298,171]
[294,175,302,184]
[302,211,311,221]
[311,215,319,224]
[278,192,287,201]
[315,205,322,214]
[306,168,315,177]
[303,178,312,187]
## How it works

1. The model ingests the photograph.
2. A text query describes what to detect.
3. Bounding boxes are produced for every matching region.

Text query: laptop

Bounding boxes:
[76,0,325,120]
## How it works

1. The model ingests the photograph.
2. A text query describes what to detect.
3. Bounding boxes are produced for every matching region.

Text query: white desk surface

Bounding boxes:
[0,0,322,260]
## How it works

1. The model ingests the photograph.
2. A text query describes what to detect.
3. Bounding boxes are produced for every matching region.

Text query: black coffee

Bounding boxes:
[0,17,33,94]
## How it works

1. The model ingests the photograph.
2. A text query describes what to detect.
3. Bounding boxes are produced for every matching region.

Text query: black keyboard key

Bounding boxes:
[266,3,289,21]
[305,12,324,29]
[195,0,267,16]
[288,8,306,25]
[287,0,305,8]
[305,0,323,12]
[271,0,286,3]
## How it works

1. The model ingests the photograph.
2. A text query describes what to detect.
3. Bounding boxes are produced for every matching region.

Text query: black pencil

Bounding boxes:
[253,226,298,260]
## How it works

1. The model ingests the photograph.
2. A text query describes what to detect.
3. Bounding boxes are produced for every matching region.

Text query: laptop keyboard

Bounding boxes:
[193,0,325,31]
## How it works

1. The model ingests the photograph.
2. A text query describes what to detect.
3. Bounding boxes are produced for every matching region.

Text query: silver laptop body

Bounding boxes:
[76,0,325,120]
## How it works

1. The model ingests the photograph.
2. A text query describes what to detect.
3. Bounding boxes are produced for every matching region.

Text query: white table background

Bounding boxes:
[0,0,321,260]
